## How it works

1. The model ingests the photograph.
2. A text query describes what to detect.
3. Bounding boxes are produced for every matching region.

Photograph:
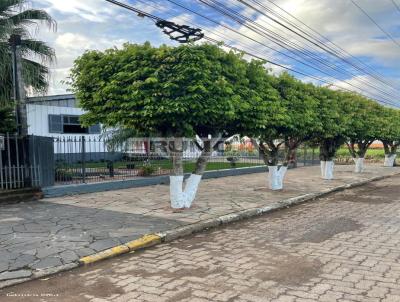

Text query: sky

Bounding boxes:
[31,0,400,106]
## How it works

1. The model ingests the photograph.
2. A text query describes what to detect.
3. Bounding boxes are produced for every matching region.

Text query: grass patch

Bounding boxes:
[336,148,386,159]
[57,159,262,173]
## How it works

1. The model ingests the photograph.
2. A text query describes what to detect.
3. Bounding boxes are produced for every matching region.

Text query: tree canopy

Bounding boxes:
[71,42,400,167]
[72,42,254,139]
[71,41,400,197]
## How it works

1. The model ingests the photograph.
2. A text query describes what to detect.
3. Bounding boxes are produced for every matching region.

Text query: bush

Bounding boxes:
[126,163,135,169]
[138,163,156,176]
[55,169,73,181]
[226,156,239,168]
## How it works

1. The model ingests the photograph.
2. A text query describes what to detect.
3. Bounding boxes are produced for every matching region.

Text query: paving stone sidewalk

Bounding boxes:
[0,165,398,288]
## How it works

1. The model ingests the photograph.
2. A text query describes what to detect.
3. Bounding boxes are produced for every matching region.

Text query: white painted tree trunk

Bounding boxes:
[320,160,334,180]
[325,161,334,179]
[183,174,202,208]
[268,166,287,190]
[353,158,365,173]
[320,161,326,178]
[169,174,202,209]
[384,154,397,167]
[170,175,185,209]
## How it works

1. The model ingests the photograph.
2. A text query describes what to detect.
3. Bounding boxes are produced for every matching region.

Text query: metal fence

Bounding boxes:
[52,136,320,186]
[0,134,321,189]
[0,134,41,190]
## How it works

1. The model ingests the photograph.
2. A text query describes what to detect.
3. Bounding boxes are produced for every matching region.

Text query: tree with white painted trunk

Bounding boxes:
[70,43,253,209]
[311,88,348,180]
[244,73,319,190]
[379,108,400,167]
[341,93,382,173]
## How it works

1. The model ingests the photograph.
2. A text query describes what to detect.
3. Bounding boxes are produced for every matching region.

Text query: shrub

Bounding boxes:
[138,163,156,176]
[226,156,239,167]
[55,169,73,181]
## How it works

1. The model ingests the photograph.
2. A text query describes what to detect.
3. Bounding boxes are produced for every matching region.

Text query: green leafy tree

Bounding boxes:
[342,92,382,172]
[245,72,319,190]
[311,87,349,179]
[379,107,400,167]
[70,42,252,209]
[0,0,56,103]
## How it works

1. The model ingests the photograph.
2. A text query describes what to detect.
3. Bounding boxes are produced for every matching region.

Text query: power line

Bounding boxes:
[391,0,400,12]
[163,0,399,105]
[104,0,203,43]
[105,0,161,21]
[238,0,400,94]
[141,0,400,106]
[163,0,400,106]
[198,0,400,102]
[104,0,400,107]
[246,0,400,91]
[350,0,400,49]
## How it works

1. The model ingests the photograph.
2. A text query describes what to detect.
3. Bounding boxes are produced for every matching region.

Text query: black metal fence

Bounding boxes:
[0,134,321,189]
[0,134,41,190]
[52,136,320,186]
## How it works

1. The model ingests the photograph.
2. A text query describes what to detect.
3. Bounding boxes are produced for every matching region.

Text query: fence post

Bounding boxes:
[0,136,3,190]
[303,145,307,166]
[81,136,86,183]
[312,148,315,165]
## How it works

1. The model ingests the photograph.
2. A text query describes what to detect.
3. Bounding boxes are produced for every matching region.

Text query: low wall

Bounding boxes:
[42,166,268,198]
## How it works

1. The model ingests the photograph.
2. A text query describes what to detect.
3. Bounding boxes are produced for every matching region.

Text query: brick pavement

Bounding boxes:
[1,174,400,301]
[0,165,398,288]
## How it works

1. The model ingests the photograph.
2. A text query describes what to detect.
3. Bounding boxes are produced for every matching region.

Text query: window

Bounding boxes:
[48,115,62,133]
[48,114,101,134]
[62,115,87,134]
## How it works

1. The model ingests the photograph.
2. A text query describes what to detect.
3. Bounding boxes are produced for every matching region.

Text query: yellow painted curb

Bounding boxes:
[80,245,129,265]
[125,234,162,251]
[79,234,162,265]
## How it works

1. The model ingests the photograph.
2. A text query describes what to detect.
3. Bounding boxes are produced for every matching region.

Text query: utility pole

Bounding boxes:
[9,34,28,137]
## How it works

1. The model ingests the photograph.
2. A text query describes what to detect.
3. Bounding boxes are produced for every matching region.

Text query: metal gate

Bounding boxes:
[0,133,40,190]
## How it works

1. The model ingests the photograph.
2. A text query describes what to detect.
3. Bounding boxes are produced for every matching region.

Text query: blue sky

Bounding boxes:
[32,0,400,106]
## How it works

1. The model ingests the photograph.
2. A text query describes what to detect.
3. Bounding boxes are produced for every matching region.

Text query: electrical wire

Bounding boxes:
[197,0,400,102]
[104,0,400,107]
[350,0,400,49]
[247,0,400,90]
[163,0,400,106]
[391,0,400,13]
[104,0,161,21]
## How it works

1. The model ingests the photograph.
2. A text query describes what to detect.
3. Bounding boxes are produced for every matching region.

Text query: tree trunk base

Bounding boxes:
[320,160,334,180]
[353,158,365,173]
[384,154,396,167]
[169,174,202,209]
[268,166,287,190]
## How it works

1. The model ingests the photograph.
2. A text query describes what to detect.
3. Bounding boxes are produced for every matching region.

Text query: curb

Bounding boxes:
[0,171,398,290]
[79,234,162,265]
[78,171,399,263]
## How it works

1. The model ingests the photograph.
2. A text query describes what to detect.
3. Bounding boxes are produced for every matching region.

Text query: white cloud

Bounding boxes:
[29,0,400,98]
[270,0,400,65]
[55,33,125,52]
[329,74,400,107]
[30,0,172,96]
[36,0,120,22]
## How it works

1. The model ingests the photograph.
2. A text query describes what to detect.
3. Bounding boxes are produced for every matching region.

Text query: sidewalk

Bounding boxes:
[0,165,399,288]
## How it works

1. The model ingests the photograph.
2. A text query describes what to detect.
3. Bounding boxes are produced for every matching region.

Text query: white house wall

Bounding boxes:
[27,104,105,154]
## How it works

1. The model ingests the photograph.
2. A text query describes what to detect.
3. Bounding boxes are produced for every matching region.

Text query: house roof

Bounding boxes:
[27,94,76,104]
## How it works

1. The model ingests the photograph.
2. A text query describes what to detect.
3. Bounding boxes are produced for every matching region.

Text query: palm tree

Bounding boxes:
[0,0,56,105]
[0,104,16,133]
